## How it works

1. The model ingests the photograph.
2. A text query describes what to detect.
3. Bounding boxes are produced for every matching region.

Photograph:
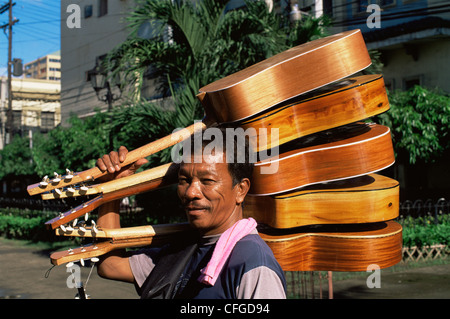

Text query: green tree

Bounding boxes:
[375,85,450,164]
[105,0,331,167]
[0,135,35,180]
[32,112,111,177]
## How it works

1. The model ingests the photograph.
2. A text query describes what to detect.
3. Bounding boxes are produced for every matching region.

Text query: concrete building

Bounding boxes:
[296,0,450,93]
[24,51,61,81]
[0,77,61,149]
[60,0,136,125]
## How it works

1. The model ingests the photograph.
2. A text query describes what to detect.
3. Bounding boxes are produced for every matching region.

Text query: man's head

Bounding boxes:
[177,126,254,235]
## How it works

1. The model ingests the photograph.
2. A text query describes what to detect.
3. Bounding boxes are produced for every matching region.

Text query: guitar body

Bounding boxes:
[199,29,371,123]
[244,174,399,228]
[259,221,403,271]
[250,123,395,195]
[239,74,389,151]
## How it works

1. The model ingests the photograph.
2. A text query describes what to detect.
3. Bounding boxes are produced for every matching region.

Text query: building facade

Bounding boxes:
[0,77,61,149]
[60,0,135,125]
[297,0,450,93]
[24,51,61,81]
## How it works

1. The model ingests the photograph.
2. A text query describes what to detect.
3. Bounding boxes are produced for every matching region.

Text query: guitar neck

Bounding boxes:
[28,121,206,196]
[50,223,194,265]
[41,162,179,200]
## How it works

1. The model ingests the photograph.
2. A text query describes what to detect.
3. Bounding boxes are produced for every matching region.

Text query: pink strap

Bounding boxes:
[198,218,257,286]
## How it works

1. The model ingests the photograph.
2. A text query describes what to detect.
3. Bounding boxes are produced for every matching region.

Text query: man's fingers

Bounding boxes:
[118,146,128,162]
[96,157,107,172]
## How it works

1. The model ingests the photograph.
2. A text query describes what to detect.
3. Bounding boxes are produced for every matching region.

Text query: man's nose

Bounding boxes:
[184,181,203,199]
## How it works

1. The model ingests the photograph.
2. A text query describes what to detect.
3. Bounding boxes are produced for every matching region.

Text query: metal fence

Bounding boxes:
[399,198,449,221]
[1,196,449,218]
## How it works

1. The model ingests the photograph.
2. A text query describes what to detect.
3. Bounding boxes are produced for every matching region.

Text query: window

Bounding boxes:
[380,0,395,6]
[85,5,93,18]
[13,110,22,129]
[323,0,333,17]
[41,112,55,132]
[358,0,370,12]
[98,0,108,17]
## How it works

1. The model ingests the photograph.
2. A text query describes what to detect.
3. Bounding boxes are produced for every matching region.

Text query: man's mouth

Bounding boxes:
[185,205,209,215]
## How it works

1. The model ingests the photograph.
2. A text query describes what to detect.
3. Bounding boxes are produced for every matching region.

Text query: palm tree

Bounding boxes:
[105,0,330,162]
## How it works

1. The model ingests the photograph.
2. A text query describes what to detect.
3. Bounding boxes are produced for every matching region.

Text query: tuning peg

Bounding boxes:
[53,172,61,183]
[91,220,98,234]
[54,188,62,195]
[77,220,87,233]
[72,218,78,227]
[80,258,85,267]
[80,184,89,192]
[60,224,67,232]
[66,187,76,193]
[40,175,49,187]
[84,213,89,221]
[65,169,74,180]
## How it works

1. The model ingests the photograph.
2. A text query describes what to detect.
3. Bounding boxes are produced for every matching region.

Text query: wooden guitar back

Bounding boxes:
[259,221,403,271]
[199,29,371,123]
[244,174,399,228]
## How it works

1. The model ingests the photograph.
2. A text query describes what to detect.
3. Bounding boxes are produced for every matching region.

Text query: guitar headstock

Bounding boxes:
[50,241,115,266]
[40,183,99,200]
[45,195,104,230]
[50,236,155,265]
[27,167,104,196]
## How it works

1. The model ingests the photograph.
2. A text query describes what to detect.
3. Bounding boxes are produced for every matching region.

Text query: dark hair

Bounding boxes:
[181,124,255,186]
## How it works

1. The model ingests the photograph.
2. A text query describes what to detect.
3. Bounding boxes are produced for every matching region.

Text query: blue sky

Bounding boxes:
[0,0,60,76]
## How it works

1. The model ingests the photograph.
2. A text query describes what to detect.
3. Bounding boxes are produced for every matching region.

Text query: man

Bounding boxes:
[95,128,286,299]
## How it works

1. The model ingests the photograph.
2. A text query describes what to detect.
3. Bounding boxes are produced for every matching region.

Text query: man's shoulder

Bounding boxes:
[228,232,280,270]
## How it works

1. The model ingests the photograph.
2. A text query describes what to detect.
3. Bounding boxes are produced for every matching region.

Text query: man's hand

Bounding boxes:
[96,146,148,181]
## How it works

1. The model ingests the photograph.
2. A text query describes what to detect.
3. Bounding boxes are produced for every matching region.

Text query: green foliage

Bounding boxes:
[0,135,35,179]
[31,112,111,177]
[375,86,450,164]
[104,0,331,167]
[0,208,59,242]
[105,0,330,102]
[399,213,450,248]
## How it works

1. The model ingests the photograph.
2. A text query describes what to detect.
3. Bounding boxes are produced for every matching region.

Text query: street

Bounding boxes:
[1,238,449,299]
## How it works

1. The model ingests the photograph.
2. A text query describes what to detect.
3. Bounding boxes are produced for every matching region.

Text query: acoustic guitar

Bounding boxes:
[259,220,403,271]
[239,73,389,151]
[250,123,395,195]
[199,29,371,123]
[244,174,399,228]
[27,29,370,196]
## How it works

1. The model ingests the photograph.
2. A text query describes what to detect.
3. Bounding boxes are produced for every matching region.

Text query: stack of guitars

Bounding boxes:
[27,29,402,283]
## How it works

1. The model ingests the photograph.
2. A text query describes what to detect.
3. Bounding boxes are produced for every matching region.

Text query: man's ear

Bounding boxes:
[235,178,251,205]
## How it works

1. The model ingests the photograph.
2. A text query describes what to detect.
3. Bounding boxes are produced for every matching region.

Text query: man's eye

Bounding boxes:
[202,179,216,184]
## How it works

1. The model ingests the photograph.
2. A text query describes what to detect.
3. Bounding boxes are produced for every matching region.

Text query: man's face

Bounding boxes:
[177,152,245,235]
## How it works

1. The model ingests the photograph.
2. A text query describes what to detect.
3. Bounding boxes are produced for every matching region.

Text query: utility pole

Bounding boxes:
[0,0,18,146]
